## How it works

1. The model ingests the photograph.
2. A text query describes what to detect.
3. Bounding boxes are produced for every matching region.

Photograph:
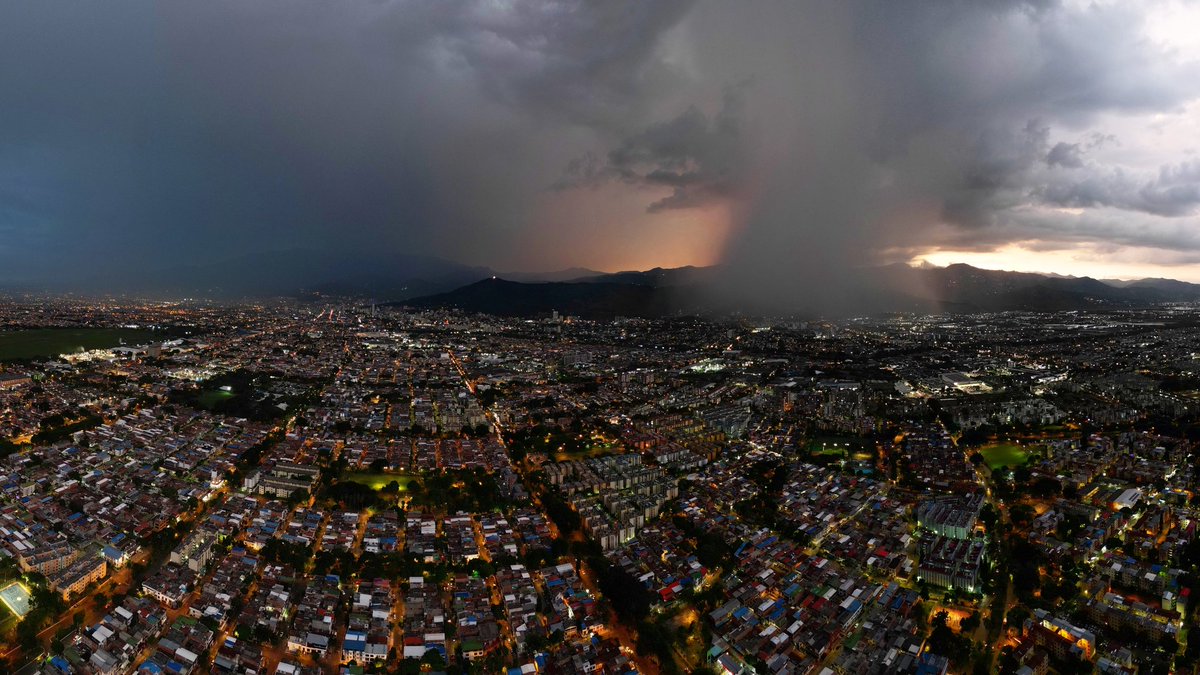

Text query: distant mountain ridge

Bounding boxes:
[33,248,605,299]
[396,262,1200,319]
[565,266,717,287]
[18,246,1200,314]
[894,263,1200,311]
[396,277,684,319]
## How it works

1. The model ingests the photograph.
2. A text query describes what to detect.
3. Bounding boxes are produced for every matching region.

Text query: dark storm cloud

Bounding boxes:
[573,0,1200,310]
[939,122,1054,229]
[2,0,1199,296]
[556,85,745,212]
[939,122,1200,228]
[1038,161,1200,217]
[1046,143,1085,169]
[820,0,1200,234]
[436,1,695,129]
[0,0,696,282]
[929,206,1200,260]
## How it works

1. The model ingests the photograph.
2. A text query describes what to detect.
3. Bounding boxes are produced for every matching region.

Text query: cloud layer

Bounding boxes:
[1,0,1199,293]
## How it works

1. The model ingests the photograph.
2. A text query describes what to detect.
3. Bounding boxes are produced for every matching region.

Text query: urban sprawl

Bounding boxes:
[2,298,1200,675]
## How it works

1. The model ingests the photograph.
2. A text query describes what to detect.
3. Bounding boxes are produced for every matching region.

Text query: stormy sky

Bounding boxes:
[2,0,1200,287]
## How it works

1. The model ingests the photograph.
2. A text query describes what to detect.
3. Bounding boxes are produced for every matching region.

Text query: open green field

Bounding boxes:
[0,328,160,361]
[197,389,235,408]
[979,443,1030,470]
[343,471,419,491]
[553,442,619,462]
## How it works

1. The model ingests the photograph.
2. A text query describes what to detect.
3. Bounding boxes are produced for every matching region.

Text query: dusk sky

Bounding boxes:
[3,0,1200,284]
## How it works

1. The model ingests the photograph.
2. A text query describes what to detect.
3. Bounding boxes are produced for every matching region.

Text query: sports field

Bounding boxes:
[807,436,867,459]
[343,471,418,491]
[0,581,32,618]
[197,389,236,408]
[978,443,1029,470]
[554,441,619,462]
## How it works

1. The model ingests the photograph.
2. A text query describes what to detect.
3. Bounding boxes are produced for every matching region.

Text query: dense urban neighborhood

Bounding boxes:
[3,297,1200,675]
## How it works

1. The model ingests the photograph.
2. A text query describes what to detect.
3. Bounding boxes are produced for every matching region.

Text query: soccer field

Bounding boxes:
[343,472,418,491]
[979,443,1029,470]
[0,581,32,618]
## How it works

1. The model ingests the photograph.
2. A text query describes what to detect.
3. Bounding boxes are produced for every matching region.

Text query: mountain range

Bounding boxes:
[397,262,1200,318]
[24,249,601,300]
[15,247,1200,317]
